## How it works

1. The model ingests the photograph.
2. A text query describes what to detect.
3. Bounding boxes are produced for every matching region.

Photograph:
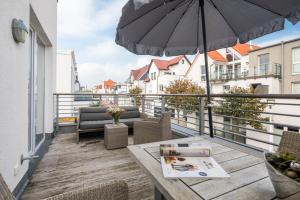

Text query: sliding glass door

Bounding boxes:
[28,28,45,154]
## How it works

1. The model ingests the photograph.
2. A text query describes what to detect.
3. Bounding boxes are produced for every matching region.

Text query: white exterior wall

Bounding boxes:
[56,50,77,93]
[0,0,57,191]
[185,54,214,86]
[211,77,281,94]
[148,57,190,94]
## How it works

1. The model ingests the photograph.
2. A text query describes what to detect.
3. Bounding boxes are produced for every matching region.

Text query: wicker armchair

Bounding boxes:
[133,112,172,145]
[0,174,128,200]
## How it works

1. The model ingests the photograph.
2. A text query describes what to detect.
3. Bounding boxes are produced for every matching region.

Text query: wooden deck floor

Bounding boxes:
[21,133,154,200]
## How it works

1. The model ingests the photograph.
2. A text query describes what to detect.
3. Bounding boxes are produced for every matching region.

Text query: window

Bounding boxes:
[159,84,164,91]
[292,47,300,74]
[173,72,175,75]
[223,85,230,93]
[181,59,184,64]
[292,82,300,94]
[151,73,153,80]
[258,54,270,75]
[201,65,206,81]
[154,72,156,80]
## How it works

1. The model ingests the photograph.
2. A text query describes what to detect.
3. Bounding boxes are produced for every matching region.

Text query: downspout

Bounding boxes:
[281,41,284,93]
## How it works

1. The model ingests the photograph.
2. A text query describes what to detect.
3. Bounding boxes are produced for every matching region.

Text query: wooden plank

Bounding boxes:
[22,134,154,200]
[128,145,203,200]
[213,178,276,200]
[191,163,268,200]
[182,155,263,186]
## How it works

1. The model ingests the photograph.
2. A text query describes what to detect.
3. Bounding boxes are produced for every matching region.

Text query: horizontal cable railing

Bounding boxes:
[54,93,300,152]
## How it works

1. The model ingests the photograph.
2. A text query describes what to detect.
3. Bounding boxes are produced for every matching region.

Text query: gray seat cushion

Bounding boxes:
[80,120,112,130]
[120,118,143,127]
[120,111,140,119]
[80,113,112,121]
[121,106,139,112]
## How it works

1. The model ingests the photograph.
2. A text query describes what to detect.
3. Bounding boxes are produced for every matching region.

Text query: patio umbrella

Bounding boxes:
[115,0,300,138]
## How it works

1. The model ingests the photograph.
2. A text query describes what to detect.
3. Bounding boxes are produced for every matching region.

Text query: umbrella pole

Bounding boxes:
[200,0,214,138]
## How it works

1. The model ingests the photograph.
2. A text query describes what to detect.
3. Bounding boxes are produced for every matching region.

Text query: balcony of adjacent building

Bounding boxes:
[210,63,281,82]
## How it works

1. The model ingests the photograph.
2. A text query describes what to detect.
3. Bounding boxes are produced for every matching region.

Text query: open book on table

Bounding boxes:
[160,143,230,178]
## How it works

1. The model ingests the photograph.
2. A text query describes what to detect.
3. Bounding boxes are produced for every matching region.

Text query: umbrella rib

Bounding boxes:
[243,0,284,17]
[162,0,195,52]
[196,0,200,51]
[207,0,238,37]
[136,0,188,44]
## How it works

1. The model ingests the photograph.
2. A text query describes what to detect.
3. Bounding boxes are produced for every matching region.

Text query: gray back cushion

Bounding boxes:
[120,111,140,119]
[79,107,107,113]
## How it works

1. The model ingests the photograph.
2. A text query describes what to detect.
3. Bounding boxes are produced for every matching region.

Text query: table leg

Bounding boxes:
[155,187,166,200]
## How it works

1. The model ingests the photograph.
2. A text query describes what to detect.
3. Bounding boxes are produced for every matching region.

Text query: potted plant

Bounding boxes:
[264,131,300,198]
[107,106,124,125]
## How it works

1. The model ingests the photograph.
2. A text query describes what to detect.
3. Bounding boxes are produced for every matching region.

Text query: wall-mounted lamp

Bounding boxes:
[12,19,28,43]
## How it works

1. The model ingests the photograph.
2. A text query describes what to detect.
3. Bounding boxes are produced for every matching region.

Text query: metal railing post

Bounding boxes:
[141,95,145,113]
[99,94,102,106]
[161,95,166,113]
[55,94,59,134]
[199,97,205,135]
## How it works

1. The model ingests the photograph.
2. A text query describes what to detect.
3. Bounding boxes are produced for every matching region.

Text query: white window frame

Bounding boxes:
[292,47,300,74]
[292,82,300,94]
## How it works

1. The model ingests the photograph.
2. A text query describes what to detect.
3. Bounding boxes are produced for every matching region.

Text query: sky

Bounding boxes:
[57,0,300,88]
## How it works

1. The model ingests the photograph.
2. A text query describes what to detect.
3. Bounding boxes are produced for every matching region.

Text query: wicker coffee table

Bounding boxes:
[104,123,128,150]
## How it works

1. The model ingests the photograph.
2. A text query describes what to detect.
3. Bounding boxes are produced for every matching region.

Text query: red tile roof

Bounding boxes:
[152,55,185,70]
[208,51,226,62]
[104,79,116,89]
[131,65,149,81]
[233,43,260,56]
[144,77,150,82]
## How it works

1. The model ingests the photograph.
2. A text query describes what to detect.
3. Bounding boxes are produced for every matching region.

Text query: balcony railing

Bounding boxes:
[54,93,300,152]
[210,63,281,81]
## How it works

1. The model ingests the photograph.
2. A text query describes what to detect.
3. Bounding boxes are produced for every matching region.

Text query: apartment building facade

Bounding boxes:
[56,50,80,93]
[0,0,57,197]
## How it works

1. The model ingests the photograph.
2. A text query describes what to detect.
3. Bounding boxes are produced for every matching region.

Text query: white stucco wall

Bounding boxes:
[56,50,77,93]
[0,0,57,191]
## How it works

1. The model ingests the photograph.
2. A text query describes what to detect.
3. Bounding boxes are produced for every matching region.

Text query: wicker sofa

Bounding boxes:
[133,112,172,145]
[77,106,145,143]
[0,174,128,200]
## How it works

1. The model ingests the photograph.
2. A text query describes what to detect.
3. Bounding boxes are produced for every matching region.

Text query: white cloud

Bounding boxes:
[258,31,300,47]
[58,0,126,38]
[84,39,122,60]
[77,62,133,87]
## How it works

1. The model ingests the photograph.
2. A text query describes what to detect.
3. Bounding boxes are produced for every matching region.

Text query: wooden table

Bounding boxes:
[128,136,278,200]
[104,123,128,150]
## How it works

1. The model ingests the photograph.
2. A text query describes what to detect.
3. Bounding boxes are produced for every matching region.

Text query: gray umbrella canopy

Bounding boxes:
[115,0,300,138]
[116,0,300,56]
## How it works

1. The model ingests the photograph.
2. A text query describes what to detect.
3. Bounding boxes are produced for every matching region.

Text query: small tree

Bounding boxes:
[165,79,205,123]
[129,86,143,107]
[213,87,267,142]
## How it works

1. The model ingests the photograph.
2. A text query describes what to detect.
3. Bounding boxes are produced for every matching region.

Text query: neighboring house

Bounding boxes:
[56,50,80,93]
[128,65,149,93]
[249,37,300,94]
[185,43,281,94]
[93,79,117,94]
[146,55,191,94]
[248,38,300,150]
[0,0,57,197]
